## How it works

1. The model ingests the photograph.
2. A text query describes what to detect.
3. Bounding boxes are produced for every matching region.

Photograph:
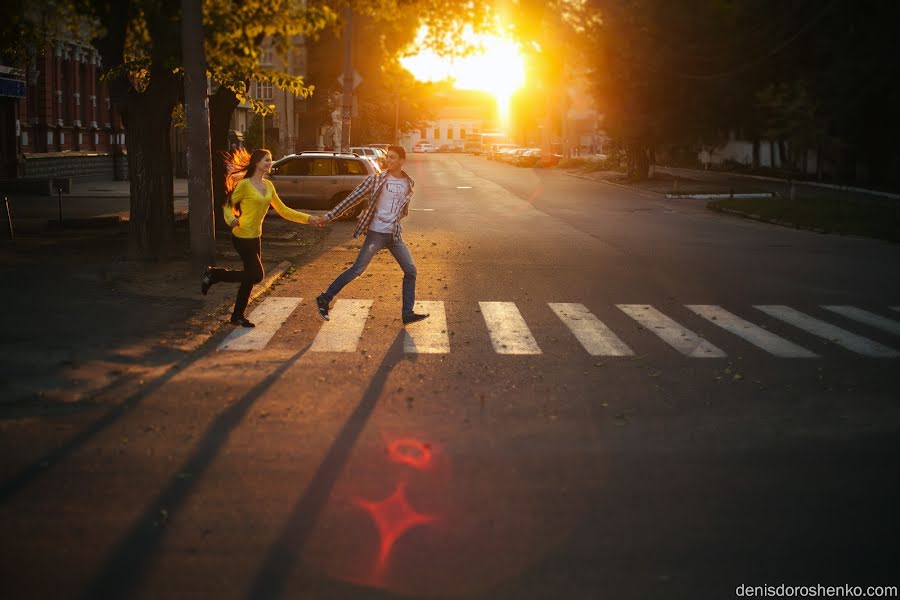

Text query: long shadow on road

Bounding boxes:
[79,344,313,600]
[0,332,230,504]
[246,332,410,599]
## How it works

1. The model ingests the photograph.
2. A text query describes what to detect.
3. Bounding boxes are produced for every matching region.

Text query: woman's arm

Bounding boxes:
[269,182,311,224]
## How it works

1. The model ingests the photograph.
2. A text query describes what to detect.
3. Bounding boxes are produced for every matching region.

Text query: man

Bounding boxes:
[314,145,429,325]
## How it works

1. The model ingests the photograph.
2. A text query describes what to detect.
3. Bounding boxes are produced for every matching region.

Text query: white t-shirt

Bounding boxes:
[369,175,409,233]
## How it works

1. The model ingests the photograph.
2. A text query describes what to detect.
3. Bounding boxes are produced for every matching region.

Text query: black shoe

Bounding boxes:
[200,266,214,296]
[402,312,430,325]
[230,316,255,327]
[316,294,330,321]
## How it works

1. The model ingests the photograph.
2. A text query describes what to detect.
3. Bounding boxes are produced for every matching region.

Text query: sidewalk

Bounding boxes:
[0,181,332,411]
[3,178,189,231]
[563,167,770,199]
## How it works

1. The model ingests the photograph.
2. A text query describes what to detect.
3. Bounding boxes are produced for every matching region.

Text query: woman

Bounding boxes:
[200,148,321,327]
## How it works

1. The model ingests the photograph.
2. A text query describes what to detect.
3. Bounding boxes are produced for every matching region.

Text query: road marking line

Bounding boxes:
[479,302,542,355]
[218,297,301,352]
[310,299,373,353]
[755,305,900,357]
[687,305,817,358]
[822,306,900,337]
[549,303,633,356]
[617,304,727,358]
[404,301,450,354]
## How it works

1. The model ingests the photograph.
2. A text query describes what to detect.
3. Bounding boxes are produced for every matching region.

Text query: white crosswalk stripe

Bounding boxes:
[549,303,633,356]
[310,299,373,352]
[213,297,900,359]
[479,301,542,355]
[822,306,900,337]
[403,301,450,353]
[617,304,726,358]
[755,305,900,357]
[218,297,301,352]
[687,305,817,358]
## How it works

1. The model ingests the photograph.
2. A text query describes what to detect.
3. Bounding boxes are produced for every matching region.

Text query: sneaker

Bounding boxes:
[230,316,255,328]
[402,312,429,325]
[316,294,330,321]
[200,266,214,295]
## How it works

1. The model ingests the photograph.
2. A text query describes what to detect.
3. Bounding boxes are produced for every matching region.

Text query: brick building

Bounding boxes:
[0,41,127,190]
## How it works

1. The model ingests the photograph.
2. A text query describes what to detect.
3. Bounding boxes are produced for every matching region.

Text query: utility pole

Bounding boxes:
[394,94,400,145]
[339,6,353,152]
[181,0,215,270]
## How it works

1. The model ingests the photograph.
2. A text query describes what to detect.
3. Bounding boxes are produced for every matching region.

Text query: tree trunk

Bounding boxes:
[121,89,178,260]
[816,144,823,180]
[209,86,240,220]
[778,139,789,171]
[626,143,650,180]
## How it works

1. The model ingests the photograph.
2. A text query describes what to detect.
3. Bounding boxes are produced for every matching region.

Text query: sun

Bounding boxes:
[400,28,526,123]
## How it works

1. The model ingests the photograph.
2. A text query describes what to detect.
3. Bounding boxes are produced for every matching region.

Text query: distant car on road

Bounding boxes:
[514,148,542,167]
[269,152,379,218]
[349,146,384,169]
[488,143,520,160]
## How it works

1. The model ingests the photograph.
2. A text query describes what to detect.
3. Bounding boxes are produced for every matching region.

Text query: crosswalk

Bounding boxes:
[217,299,900,359]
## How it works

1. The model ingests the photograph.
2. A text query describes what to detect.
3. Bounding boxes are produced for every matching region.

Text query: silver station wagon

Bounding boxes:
[269,152,380,218]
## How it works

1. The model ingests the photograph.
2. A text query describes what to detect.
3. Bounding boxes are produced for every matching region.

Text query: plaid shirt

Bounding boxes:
[325,170,415,241]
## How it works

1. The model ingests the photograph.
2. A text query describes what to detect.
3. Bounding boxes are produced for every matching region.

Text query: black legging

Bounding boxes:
[209,235,264,319]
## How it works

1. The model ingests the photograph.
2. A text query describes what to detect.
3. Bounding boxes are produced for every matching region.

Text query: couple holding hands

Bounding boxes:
[201,145,429,328]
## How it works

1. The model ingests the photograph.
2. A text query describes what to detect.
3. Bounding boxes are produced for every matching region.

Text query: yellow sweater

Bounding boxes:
[224,178,310,238]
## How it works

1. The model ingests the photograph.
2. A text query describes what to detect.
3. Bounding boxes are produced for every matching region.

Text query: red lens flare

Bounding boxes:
[386,438,433,470]
[355,482,438,570]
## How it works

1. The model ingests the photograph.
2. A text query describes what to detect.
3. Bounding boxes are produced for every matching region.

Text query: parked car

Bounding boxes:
[349,146,385,168]
[496,147,520,163]
[269,152,378,218]
[412,143,438,153]
[488,143,519,160]
[514,148,543,167]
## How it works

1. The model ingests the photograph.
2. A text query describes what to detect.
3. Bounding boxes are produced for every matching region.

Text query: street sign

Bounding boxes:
[337,70,363,90]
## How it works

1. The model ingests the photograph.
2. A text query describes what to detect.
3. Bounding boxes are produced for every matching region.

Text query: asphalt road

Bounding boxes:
[2,153,899,599]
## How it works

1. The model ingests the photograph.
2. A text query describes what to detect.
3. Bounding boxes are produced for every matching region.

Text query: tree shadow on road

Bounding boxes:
[246,331,412,599]
[78,343,315,600]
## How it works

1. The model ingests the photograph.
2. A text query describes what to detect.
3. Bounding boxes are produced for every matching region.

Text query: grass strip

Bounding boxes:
[708,196,900,242]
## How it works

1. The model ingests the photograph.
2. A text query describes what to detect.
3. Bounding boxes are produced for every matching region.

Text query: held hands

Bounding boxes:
[310,215,330,228]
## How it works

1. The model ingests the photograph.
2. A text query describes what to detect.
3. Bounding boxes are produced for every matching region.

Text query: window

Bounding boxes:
[259,45,274,66]
[309,158,334,176]
[338,158,367,175]
[255,80,273,101]
[420,129,426,139]
[447,128,453,140]
[460,128,466,139]
[276,158,310,176]
[433,128,439,139]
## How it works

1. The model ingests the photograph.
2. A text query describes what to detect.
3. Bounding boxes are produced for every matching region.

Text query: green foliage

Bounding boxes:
[590,0,900,186]
[1,0,97,69]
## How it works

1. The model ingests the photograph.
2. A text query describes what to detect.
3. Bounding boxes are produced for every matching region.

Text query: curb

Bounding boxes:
[708,205,832,234]
[665,192,774,200]
[562,171,663,199]
[178,260,294,353]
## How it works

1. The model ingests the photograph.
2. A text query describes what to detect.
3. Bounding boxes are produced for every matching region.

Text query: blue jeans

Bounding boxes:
[322,231,418,315]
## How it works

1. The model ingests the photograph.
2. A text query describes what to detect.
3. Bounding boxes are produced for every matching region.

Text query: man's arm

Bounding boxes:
[325,175,375,221]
